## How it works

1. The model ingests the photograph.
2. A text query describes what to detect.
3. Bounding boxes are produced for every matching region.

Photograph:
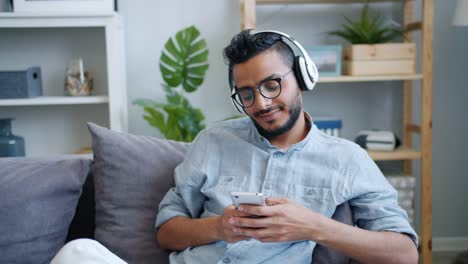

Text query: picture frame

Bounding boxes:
[306,45,342,77]
[13,0,115,15]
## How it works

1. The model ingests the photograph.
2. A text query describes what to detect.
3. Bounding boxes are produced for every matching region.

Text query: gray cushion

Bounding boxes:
[0,157,92,264]
[88,123,189,263]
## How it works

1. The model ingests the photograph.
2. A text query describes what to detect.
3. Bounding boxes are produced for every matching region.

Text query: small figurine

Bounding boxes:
[64,58,94,96]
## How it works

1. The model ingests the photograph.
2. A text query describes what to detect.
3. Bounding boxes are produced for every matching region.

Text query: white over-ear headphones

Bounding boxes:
[227,30,319,113]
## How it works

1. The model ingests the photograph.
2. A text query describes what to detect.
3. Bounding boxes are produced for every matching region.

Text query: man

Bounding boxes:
[155,30,418,263]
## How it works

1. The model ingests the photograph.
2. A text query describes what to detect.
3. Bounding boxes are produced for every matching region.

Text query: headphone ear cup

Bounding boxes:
[228,65,246,114]
[293,56,308,91]
[298,56,317,91]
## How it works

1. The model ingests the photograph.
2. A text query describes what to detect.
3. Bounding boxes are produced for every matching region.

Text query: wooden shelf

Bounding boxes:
[256,0,401,4]
[320,74,422,83]
[0,95,109,106]
[368,147,421,161]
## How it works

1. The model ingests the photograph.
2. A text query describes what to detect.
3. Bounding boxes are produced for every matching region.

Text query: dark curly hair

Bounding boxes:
[223,29,294,68]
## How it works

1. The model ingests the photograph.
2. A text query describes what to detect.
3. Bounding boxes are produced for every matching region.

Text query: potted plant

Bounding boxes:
[328,2,416,76]
[134,25,208,142]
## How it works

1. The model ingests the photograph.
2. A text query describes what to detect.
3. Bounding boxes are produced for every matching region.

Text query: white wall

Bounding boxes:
[421,0,468,239]
[119,0,468,241]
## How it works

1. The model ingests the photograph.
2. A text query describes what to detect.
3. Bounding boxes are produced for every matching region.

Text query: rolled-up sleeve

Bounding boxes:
[348,148,419,247]
[155,133,208,230]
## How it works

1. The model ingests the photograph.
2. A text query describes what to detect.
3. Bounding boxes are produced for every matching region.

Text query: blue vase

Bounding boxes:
[0,118,25,157]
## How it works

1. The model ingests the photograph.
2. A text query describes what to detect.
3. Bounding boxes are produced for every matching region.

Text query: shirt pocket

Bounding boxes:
[288,184,332,214]
[211,175,246,193]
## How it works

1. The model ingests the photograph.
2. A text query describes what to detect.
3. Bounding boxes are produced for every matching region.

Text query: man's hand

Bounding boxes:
[228,197,325,242]
[219,205,257,243]
[229,197,418,264]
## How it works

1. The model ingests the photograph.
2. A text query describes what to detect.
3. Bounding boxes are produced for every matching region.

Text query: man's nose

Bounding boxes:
[253,90,272,109]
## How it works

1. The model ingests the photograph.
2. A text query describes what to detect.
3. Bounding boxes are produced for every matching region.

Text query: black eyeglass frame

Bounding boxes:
[230,70,292,108]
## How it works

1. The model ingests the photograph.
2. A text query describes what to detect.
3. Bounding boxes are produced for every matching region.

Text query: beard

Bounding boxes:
[250,90,302,139]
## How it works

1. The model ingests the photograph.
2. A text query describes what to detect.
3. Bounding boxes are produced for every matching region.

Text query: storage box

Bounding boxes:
[343,43,416,61]
[343,60,415,75]
[0,67,43,99]
[343,43,416,76]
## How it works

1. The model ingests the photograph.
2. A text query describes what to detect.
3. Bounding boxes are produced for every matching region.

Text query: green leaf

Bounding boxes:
[163,38,184,62]
[160,63,183,87]
[143,107,166,133]
[187,64,209,75]
[187,76,204,86]
[160,25,209,93]
[189,39,208,55]
[188,50,209,64]
[164,110,182,141]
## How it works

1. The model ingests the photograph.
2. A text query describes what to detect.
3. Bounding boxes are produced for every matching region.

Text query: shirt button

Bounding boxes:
[273,153,282,158]
[223,258,231,263]
[227,177,233,182]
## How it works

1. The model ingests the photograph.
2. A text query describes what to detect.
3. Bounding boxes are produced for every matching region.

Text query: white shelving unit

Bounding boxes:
[0,96,109,106]
[0,13,128,156]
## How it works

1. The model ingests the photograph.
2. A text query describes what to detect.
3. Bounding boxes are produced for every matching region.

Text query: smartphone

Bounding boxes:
[230,192,266,209]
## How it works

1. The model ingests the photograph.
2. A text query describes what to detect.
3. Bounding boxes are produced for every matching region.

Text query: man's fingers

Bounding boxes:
[234,227,276,239]
[232,209,257,217]
[225,204,256,217]
[236,197,290,215]
[265,197,289,206]
[231,215,276,228]
[237,203,280,216]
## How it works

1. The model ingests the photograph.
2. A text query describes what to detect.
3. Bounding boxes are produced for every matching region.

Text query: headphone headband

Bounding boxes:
[249,30,319,91]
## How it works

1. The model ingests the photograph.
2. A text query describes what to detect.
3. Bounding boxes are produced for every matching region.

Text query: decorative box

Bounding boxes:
[0,67,42,99]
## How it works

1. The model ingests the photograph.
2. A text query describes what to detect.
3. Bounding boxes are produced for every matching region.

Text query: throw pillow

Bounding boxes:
[0,157,92,264]
[88,123,189,263]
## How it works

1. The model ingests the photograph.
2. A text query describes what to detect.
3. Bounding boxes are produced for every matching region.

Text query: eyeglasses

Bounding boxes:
[231,70,292,108]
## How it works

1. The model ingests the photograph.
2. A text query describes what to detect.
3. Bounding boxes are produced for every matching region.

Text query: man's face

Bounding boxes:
[232,50,303,138]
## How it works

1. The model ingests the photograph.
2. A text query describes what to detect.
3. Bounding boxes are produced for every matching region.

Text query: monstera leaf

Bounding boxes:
[160,25,209,92]
[134,25,208,142]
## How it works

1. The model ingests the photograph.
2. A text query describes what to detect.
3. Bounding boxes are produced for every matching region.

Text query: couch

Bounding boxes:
[0,123,354,264]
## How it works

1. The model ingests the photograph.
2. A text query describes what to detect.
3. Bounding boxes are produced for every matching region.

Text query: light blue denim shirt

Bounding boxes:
[155,114,417,264]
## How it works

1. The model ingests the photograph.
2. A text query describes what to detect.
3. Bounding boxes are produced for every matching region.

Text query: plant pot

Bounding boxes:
[343,43,416,75]
[0,118,25,157]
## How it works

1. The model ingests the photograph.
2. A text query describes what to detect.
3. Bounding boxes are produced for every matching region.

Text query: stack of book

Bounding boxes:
[386,175,416,226]
[313,117,342,137]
